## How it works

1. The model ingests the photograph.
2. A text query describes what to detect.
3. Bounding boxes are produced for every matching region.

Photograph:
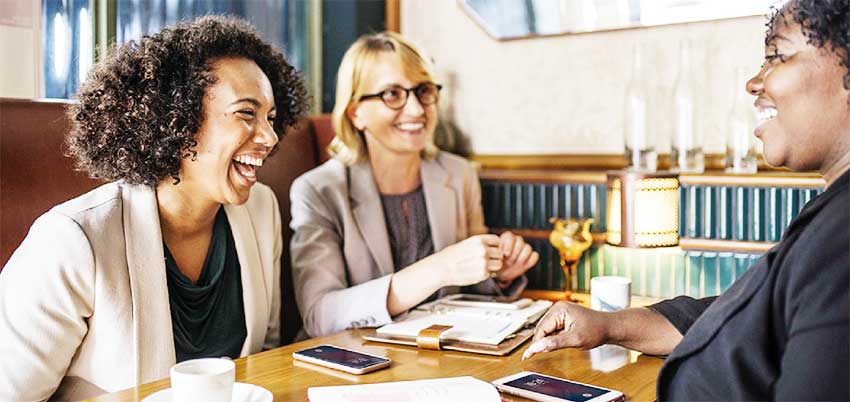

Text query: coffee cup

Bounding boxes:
[590,276,631,312]
[170,358,235,402]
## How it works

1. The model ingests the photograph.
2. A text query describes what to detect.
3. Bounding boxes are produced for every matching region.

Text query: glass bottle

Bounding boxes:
[624,42,657,172]
[726,67,758,173]
[671,39,704,173]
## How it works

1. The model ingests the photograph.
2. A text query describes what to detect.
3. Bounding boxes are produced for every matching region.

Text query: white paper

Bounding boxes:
[376,311,523,345]
[377,296,552,345]
[424,299,553,325]
[307,376,501,402]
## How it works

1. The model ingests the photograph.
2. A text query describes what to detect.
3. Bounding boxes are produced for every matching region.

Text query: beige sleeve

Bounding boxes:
[263,188,283,350]
[465,162,489,236]
[0,212,94,402]
[289,176,394,338]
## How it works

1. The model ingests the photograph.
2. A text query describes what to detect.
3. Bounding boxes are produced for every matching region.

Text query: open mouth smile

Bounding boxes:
[232,154,264,183]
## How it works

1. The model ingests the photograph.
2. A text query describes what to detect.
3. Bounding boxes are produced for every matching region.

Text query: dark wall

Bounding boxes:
[321,0,386,112]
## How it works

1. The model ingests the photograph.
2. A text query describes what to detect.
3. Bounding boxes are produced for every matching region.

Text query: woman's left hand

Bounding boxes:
[495,231,539,285]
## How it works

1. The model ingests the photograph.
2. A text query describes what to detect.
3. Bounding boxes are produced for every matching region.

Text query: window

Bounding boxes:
[42,0,93,99]
[42,0,310,100]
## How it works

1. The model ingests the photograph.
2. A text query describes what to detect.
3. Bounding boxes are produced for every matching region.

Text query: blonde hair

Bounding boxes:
[329,31,440,165]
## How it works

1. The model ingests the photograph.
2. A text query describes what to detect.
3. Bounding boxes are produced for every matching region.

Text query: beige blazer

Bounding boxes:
[290,151,525,338]
[0,182,281,402]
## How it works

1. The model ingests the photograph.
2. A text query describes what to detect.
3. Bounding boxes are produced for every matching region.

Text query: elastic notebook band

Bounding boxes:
[416,324,453,350]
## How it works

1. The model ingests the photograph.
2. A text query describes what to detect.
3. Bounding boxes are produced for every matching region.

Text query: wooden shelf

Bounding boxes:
[678,238,775,253]
[521,289,662,308]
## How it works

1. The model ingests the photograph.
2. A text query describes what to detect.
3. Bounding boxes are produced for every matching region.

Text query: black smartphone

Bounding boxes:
[292,345,391,375]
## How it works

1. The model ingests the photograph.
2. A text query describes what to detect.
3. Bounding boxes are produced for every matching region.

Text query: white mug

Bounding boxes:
[590,276,631,312]
[170,358,235,402]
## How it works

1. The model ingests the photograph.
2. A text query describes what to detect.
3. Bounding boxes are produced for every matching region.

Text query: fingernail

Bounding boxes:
[522,341,545,361]
[527,340,545,354]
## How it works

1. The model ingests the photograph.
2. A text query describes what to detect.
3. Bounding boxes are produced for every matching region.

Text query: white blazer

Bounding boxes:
[0,182,282,402]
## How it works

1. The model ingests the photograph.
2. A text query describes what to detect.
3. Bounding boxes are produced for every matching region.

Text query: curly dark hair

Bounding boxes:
[767,0,850,89]
[67,15,309,186]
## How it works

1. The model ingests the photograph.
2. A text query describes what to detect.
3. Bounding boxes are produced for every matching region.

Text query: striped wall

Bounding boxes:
[480,182,608,232]
[679,185,821,241]
[523,239,762,299]
[481,176,819,299]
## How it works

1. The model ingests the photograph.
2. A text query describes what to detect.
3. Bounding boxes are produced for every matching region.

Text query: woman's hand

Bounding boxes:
[433,234,503,287]
[388,234,501,316]
[495,231,539,285]
[522,301,611,360]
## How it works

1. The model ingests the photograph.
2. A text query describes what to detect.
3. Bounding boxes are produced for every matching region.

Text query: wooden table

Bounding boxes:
[86,328,663,402]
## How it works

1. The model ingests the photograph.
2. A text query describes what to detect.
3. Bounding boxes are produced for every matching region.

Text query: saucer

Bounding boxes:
[142,382,273,402]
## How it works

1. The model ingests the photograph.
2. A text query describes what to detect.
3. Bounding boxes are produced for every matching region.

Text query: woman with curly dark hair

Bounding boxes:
[0,15,307,401]
[524,1,849,400]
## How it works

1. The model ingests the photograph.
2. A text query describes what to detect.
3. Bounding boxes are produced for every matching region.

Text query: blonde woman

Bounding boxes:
[290,32,538,338]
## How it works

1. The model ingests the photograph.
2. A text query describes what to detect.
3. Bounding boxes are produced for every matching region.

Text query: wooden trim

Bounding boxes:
[678,238,776,253]
[490,228,606,244]
[470,153,797,172]
[478,168,822,189]
[479,169,608,184]
[385,0,400,32]
[520,290,662,307]
[94,0,116,62]
[492,228,776,253]
[308,0,323,114]
[678,172,824,188]
[521,289,569,302]
[471,154,625,170]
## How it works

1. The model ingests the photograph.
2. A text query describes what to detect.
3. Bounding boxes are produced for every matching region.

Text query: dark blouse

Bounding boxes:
[164,208,247,363]
[649,169,849,401]
[380,185,434,272]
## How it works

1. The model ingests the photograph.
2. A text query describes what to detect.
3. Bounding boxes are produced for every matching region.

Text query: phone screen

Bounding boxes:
[504,373,610,402]
[296,346,388,369]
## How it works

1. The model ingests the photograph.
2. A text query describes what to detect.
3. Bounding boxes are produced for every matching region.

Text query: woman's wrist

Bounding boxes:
[602,310,627,345]
[409,253,450,290]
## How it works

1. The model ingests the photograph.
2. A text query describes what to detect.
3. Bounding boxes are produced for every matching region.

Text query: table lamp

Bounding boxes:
[605,171,679,248]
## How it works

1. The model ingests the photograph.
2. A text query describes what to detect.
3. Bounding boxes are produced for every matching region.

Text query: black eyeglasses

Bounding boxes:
[359,82,442,110]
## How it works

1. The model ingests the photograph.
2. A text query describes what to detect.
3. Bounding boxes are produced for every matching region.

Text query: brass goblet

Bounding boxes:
[549,217,594,301]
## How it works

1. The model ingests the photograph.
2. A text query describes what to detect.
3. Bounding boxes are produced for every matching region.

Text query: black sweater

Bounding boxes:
[649,170,849,401]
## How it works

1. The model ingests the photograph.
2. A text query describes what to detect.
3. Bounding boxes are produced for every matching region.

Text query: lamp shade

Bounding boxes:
[606,171,679,247]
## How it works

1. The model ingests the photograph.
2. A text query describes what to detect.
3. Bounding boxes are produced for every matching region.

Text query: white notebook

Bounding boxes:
[376,311,523,345]
[375,296,552,345]
[307,376,501,402]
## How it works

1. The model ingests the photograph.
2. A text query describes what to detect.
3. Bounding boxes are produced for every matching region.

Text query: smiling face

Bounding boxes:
[175,57,278,206]
[747,11,850,172]
[347,52,438,160]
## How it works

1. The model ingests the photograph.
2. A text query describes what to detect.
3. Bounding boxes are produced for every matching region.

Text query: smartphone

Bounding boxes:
[492,372,624,402]
[442,294,533,310]
[292,345,390,375]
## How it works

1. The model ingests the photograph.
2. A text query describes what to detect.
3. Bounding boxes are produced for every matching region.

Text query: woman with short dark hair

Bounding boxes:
[0,16,307,401]
[524,1,849,400]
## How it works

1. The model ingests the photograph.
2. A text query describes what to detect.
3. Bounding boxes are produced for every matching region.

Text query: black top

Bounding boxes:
[164,208,247,363]
[380,185,434,272]
[649,170,849,401]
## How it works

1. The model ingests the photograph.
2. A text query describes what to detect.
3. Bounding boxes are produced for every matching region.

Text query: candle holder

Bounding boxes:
[549,217,594,301]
